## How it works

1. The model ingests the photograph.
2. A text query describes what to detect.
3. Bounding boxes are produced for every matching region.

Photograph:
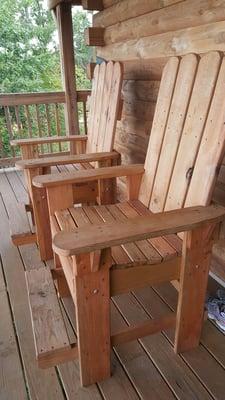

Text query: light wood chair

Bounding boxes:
[11,61,123,260]
[27,52,225,386]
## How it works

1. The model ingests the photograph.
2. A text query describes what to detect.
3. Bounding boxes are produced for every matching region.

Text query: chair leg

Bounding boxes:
[175,223,217,353]
[54,253,70,297]
[74,253,111,386]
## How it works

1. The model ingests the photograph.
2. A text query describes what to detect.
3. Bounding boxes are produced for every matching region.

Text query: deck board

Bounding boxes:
[0,167,225,400]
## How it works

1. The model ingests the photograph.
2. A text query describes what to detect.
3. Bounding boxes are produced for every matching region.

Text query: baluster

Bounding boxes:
[4,106,15,157]
[83,101,88,135]
[45,104,52,153]
[55,103,61,152]
[25,105,32,137]
[15,105,22,135]
[35,104,44,154]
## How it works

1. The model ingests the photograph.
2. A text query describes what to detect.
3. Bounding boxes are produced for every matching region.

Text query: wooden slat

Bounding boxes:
[110,257,180,295]
[103,62,123,151]
[11,135,88,146]
[10,203,36,246]
[150,53,198,213]
[185,55,225,207]
[138,57,179,206]
[33,164,144,188]
[16,151,119,169]
[93,204,133,266]
[25,267,77,368]
[91,62,106,152]
[53,204,225,256]
[96,61,114,152]
[165,51,222,211]
[86,64,100,152]
[111,313,176,346]
[119,201,175,261]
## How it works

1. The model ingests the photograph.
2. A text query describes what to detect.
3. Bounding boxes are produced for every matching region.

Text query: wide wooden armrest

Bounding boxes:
[33,164,144,188]
[53,205,225,257]
[10,135,88,147]
[15,151,120,170]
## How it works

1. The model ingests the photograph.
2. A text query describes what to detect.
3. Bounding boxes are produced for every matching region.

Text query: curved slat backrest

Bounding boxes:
[86,61,123,154]
[139,51,225,212]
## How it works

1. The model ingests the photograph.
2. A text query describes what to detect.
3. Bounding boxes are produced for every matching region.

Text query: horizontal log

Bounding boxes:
[0,90,91,107]
[85,27,105,46]
[117,116,152,137]
[82,0,103,10]
[48,0,82,10]
[122,98,156,121]
[122,80,160,102]
[102,0,120,8]
[122,59,166,80]
[94,0,181,28]
[97,20,225,60]
[103,0,225,45]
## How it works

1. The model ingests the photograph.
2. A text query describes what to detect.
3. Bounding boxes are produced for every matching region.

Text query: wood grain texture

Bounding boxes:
[97,20,225,61]
[53,204,225,256]
[102,0,225,45]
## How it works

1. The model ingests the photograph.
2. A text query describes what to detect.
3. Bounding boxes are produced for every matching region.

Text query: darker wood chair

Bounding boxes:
[11,61,123,260]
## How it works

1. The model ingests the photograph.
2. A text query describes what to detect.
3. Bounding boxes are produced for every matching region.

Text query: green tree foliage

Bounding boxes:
[0,0,61,93]
[0,1,91,93]
[0,1,91,158]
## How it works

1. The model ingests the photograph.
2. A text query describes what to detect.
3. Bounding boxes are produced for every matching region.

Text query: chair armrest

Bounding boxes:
[15,151,120,170]
[32,164,144,188]
[10,135,88,147]
[53,205,225,257]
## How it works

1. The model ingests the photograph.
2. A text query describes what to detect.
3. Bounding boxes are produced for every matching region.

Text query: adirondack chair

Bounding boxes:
[26,52,225,387]
[11,61,123,260]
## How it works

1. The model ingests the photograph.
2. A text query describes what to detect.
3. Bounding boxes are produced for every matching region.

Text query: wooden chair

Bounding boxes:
[11,61,123,260]
[26,52,225,387]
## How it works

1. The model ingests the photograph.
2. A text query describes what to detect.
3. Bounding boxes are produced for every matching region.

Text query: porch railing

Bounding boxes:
[0,90,91,166]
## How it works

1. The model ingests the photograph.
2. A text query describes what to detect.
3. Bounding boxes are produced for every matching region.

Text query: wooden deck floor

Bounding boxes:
[1,167,225,400]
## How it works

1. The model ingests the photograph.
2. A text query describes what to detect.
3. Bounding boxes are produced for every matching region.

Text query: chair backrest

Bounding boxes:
[86,61,123,154]
[139,51,225,212]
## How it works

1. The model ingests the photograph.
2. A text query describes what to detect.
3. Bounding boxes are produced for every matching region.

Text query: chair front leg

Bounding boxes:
[175,222,218,353]
[73,249,111,386]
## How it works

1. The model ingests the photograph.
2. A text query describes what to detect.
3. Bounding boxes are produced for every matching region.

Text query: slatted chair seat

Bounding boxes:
[51,200,182,269]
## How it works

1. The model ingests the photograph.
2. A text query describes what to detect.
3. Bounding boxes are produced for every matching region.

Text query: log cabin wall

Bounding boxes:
[93,0,225,282]
[94,0,225,165]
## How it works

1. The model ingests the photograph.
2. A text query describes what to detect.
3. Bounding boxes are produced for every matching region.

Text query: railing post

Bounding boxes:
[56,3,80,153]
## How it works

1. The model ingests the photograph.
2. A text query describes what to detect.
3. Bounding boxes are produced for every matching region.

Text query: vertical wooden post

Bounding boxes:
[56,3,80,153]
[175,223,217,353]
[74,248,111,386]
